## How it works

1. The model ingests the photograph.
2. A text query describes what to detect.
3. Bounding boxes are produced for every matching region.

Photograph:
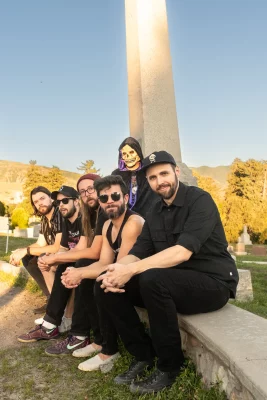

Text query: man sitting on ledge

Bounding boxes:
[95,150,239,395]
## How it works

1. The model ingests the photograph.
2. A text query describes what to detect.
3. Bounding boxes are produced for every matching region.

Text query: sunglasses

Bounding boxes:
[79,186,95,197]
[55,197,76,206]
[98,192,121,203]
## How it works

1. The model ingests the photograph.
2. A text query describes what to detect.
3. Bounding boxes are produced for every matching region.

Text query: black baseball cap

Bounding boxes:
[51,185,79,200]
[142,151,176,171]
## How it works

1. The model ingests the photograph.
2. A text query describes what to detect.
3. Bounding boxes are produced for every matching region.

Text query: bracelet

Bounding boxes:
[27,247,31,256]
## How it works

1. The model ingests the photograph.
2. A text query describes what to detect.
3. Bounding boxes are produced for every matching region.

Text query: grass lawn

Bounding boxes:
[1,245,266,399]
[0,236,36,262]
[231,256,267,319]
[0,344,226,400]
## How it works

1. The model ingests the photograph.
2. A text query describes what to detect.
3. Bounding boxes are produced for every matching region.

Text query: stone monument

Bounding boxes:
[125,0,196,185]
[238,225,252,245]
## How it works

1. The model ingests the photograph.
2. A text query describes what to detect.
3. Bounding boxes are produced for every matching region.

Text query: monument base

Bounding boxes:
[177,162,197,186]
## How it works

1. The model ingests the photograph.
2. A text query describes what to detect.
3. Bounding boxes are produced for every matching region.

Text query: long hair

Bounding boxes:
[30,186,51,216]
[80,200,94,246]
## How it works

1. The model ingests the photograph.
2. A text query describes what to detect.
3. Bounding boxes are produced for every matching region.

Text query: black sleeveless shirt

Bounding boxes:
[106,209,137,262]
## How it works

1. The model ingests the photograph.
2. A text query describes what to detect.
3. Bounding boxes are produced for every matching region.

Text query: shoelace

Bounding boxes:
[28,324,43,334]
[55,335,74,349]
[142,370,164,386]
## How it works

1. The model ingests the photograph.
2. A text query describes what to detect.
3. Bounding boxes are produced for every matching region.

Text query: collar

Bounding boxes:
[157,181,187,212]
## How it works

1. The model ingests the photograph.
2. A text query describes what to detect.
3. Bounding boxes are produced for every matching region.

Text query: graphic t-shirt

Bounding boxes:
[60,215,84,250]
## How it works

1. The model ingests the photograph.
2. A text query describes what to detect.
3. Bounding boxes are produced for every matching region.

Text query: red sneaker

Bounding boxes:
[18,325,59,343]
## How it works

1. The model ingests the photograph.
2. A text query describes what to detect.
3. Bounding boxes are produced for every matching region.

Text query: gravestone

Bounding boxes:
[251,245,267,256]
[235,241,247,256]
[238,225,252,245]
[0,216,8,232]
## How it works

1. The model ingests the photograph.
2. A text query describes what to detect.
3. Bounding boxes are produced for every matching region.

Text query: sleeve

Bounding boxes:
[128,220,155,260]
[95,210,108,236]
[60,220,68,248]
[176,193,218,254]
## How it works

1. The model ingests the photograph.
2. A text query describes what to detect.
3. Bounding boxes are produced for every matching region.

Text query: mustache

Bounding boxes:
[156,184,170,190]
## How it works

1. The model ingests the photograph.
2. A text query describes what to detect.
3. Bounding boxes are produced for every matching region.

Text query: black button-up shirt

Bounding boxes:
[129,182,238,298]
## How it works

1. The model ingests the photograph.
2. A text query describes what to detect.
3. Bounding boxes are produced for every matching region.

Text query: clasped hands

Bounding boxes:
[38,253,57,272]
[96,263,135,293]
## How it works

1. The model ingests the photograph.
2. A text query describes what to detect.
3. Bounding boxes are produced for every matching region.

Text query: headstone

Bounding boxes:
[235,242,247,256]
[125,0,197,186]
[238,225,252,245]
[251,245,267,256]
[0,216,8,232]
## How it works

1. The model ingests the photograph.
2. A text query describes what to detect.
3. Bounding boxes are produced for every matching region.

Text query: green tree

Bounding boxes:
[22,161,44,214]
[44,165,65,192]
[77,160,100,174]
[11,207,29,228]
[0,201,5,216]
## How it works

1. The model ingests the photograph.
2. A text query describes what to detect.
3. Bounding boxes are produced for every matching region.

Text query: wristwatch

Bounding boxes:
[27,247,31,256]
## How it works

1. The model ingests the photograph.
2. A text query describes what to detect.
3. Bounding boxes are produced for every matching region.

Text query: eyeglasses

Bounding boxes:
[98,192,121,203]
[79,186,95,197]
[55,197,76,206]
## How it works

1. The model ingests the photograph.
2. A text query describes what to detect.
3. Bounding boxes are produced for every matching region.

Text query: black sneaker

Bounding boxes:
[130,368,179,394]
[114,359,154,385]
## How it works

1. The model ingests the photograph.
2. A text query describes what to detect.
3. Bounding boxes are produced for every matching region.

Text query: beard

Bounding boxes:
[61,205,76,219]
[38,203,53,216]
[104,203,126,220]
[156,175,179,200]
[86,197,99,211]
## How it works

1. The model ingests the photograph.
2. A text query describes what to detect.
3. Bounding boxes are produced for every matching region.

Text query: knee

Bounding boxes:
[139,269,164,292]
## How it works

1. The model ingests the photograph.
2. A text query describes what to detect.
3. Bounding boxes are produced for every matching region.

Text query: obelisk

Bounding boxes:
[125,0,196,185]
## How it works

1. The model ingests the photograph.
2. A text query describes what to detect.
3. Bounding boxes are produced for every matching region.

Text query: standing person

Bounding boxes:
[45,175,144,374]
[96,151,239,395]
[112,137,158,218]
[9,186,62,313]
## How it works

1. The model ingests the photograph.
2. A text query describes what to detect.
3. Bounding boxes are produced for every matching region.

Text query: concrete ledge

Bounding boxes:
[0,261,29,277]
[136,305,267,400]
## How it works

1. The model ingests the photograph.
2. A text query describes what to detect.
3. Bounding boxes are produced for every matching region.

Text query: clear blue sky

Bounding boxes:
[0,0,266,175]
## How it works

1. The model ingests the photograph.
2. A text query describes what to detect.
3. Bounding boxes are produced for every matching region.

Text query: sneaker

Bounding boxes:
[129,368,179,394]
[72,343,102,358]
[18,325,59,343]
[78,352,120,372]
[45,335,90,356]
[114,359,154,385]
[34,317,44,325]
[58,316,72,333]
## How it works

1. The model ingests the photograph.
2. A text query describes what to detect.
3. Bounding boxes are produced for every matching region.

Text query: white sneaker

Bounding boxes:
[72,343,102,358]
[78,352,120,372]
[34,317,44,325]
[58,316,72,333]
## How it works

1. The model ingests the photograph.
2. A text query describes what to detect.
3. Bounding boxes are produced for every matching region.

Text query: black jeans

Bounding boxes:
[70,259,102,345]
[22,255,50,298]
[95,268,230,372]
[44,259,102,345]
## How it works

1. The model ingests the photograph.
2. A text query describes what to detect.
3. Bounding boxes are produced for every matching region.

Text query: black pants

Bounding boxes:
[44,259,102,345]
[95,268,230,372]
[22,255,50,298]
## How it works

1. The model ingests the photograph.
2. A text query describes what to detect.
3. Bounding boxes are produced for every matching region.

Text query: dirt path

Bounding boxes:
[0,282,45,349]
